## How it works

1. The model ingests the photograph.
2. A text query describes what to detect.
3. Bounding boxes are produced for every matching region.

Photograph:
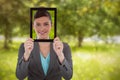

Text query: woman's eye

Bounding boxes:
[44,23,49,26]
[36,23,41,27]
[35,23,41,27]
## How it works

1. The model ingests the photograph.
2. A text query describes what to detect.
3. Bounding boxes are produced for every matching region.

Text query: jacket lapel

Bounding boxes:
[47,42,56,75]
[32,42,56,77]
[33,42,45,76]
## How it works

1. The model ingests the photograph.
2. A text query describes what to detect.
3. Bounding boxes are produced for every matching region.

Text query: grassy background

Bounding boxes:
[0,41,120,80]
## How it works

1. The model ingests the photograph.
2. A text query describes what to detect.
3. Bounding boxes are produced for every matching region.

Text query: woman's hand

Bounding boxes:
[53,37,65,63]
[24,38,34,61]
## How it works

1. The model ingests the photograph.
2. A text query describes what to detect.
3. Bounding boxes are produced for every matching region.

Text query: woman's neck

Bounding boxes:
[39,42,50,58]
[39,42,50,48]
[37,36,49,39]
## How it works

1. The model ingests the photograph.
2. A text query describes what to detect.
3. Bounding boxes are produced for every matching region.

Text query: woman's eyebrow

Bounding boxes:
[44,22,49,24]
[35,22,41,25]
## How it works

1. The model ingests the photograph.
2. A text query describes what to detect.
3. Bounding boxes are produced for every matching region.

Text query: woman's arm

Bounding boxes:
[53,37,73,80]
[59,43,73,80]
[16,38,34,79]
[16,43,29,80]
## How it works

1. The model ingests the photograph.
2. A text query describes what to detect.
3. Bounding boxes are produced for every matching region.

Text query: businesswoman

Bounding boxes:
[16,9,73,80]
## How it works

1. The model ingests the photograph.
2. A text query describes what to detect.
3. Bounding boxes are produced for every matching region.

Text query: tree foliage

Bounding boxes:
[0,0,120,48]
[0,0,29,48]
[57,0,120,46]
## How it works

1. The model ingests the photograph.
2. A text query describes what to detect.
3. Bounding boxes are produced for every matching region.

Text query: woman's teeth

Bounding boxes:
[38,31,46,35]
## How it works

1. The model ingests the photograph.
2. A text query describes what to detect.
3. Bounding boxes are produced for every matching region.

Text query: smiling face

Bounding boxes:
[33,16,52,39]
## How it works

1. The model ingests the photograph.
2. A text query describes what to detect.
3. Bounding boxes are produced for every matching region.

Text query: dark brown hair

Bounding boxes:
[34,9,52,22]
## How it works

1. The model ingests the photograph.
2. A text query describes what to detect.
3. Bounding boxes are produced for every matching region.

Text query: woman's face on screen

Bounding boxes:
[33,16,52,39]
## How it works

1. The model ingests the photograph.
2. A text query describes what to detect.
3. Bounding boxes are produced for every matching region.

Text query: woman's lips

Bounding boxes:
[38,31,47,35]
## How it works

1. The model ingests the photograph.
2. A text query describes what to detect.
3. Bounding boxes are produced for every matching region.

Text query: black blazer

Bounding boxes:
[16,42,73,80]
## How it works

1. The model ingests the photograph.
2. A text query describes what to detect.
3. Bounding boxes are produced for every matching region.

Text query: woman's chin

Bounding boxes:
[37,34,49,39]
[38,36,48,39]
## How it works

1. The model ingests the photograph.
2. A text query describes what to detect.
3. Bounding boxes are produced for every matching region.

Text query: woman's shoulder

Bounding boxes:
[19,43,24,47]
[18,43,25,51]
[62,42,70,48]
[62,42,71,55]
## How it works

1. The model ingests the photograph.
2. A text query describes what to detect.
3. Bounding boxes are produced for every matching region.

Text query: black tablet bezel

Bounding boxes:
[30,7,57,42]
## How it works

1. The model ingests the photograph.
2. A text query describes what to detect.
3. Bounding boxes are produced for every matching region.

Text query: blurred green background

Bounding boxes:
[0,0,120,80]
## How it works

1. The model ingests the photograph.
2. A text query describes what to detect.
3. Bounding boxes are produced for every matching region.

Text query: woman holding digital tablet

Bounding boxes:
[16,8,73,80]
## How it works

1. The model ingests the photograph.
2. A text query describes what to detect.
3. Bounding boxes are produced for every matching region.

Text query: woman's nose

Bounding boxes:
[40,25,45,30]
